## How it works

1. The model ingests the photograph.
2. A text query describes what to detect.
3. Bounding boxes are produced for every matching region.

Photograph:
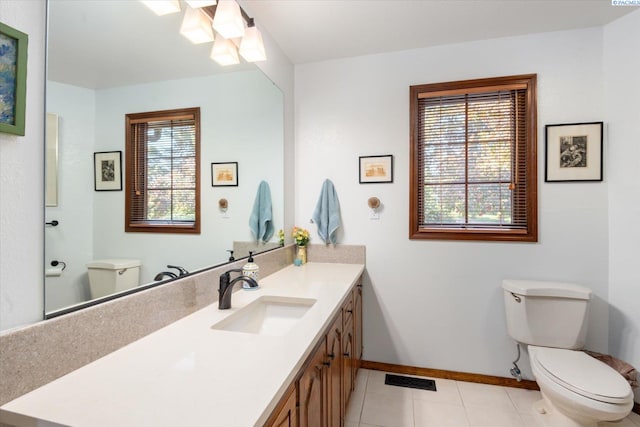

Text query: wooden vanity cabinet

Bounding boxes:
[326,316,343,427]
[354,281,363,370]
[266,277,363,427]
[342,305,354,411]
[298,340,328,427]
[265,385,298,427]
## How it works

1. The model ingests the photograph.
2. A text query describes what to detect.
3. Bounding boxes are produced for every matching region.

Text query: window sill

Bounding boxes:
[410,228,537,242]
[126,223,201,234]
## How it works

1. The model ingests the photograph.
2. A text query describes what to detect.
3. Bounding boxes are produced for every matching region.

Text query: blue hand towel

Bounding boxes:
[312,179,341,245]
[249,181,274,243]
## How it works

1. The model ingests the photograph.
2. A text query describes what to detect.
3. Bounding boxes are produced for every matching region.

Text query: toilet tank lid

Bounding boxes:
[87,259,141,269]
[502,280,591,300]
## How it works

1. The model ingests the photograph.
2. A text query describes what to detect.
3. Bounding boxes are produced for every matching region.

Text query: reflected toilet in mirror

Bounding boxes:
[86,259,141,300]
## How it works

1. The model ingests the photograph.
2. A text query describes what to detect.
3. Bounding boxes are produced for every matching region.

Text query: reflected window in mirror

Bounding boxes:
[125,107,201,234]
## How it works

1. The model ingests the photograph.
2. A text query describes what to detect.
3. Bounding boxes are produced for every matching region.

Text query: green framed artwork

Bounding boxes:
[0,22,28,136]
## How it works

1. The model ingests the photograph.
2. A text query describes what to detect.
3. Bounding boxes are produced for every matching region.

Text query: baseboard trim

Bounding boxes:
[361,360,539,391]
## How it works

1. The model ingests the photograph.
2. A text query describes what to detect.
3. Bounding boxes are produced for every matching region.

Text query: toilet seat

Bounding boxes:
[530,346,633,404]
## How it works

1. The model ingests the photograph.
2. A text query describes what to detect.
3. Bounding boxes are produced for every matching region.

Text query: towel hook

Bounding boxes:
[367,197,381,210]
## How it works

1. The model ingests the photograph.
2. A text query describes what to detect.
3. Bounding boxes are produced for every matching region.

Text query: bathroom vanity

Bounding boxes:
[0,263,364,426]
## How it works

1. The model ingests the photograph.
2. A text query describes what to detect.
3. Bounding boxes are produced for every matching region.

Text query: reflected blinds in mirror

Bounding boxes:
[125,108,201,234]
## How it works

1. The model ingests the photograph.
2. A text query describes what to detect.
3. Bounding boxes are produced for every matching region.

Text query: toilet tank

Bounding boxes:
[502,280,591,350]
[87,259,141,299]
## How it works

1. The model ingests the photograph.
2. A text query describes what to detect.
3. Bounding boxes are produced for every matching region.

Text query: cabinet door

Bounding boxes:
[354,282,363,369]
[298,340,327,427]
[326,316,342,427]
[265,387,297,427]
[342,316,354,410]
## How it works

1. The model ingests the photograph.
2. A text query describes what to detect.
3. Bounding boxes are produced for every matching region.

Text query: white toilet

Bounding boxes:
[87,259,141,299]
[502,279,633,427]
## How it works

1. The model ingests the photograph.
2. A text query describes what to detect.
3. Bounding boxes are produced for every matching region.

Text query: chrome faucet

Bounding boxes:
[154,271,178,281]
[218,268,258,310]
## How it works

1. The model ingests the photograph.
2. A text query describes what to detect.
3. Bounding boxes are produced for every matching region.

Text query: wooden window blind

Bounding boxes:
[410,75,537,242]
[125,107,201,234]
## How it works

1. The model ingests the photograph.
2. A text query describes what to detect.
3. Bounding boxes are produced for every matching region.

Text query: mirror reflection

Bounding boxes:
[44,0,284,314]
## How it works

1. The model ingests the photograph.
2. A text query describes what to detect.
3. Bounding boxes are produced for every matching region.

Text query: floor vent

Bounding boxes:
[384,374,437,391]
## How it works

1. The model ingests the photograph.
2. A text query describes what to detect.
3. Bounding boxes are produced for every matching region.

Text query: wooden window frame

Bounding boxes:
[125,107,201,234]
[410,74,538,242]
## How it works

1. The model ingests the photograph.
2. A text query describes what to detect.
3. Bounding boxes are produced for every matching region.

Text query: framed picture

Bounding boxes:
[359,155,393,184]
[0,22,28,136]
[545,122,603,182]
[211,162,238,187]
[94,151,122,191]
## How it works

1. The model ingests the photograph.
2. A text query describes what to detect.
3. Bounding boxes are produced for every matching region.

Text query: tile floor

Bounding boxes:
[344,369,640,427]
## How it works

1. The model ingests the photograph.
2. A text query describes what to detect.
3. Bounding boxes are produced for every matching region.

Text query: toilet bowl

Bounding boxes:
[529,346,634,427]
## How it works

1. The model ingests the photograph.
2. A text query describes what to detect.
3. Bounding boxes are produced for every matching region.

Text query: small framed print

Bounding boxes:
[94,151,122,191]
[211,162,238,187]
[359,155,393,184]
[545,122,603,182]
[0,22,28,136]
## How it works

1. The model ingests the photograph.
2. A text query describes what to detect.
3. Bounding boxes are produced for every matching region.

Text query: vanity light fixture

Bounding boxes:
[210,36,239,65]
[185,0,217,7]
[239,20,266,62]
[141,0,181,16]
[140,0,266,65]
[180,4,215,44]
[212,0,245,39]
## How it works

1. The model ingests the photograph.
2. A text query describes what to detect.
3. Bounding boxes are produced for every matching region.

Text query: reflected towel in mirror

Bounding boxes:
[311,179,341,245]
[249,180,274,243]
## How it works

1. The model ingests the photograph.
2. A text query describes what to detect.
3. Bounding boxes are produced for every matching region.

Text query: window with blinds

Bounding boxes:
[125,107,201,234]
[409,75,537,242]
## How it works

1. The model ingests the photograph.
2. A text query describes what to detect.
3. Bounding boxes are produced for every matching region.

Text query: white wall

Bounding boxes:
[45,82,95,311]
[604,9,640,404]
[295,28,610,379]
[0,0,46,331]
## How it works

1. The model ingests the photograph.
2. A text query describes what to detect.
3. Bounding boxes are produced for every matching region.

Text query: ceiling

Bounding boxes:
[243,0,635,64]
[48,1,635,89]
[48,1,254,89]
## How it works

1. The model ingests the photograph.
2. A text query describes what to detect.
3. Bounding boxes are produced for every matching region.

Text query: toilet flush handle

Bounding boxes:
[511,292,521,303]
[118,268,127,275]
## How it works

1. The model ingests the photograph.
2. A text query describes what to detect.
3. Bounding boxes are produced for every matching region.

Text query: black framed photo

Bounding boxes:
[0,22,28,136]
[211,162,238,187]
[94,151,122,191]
[359,155,393,184]
[545,122,603,182]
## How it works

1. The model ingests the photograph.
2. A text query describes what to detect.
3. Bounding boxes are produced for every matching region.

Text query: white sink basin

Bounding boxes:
[211,296,317,336]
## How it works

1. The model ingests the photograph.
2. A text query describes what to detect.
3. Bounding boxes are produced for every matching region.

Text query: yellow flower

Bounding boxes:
[292,226,310,246]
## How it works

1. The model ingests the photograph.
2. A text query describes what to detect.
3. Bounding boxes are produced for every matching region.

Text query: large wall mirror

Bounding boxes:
[44,0,284,315]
